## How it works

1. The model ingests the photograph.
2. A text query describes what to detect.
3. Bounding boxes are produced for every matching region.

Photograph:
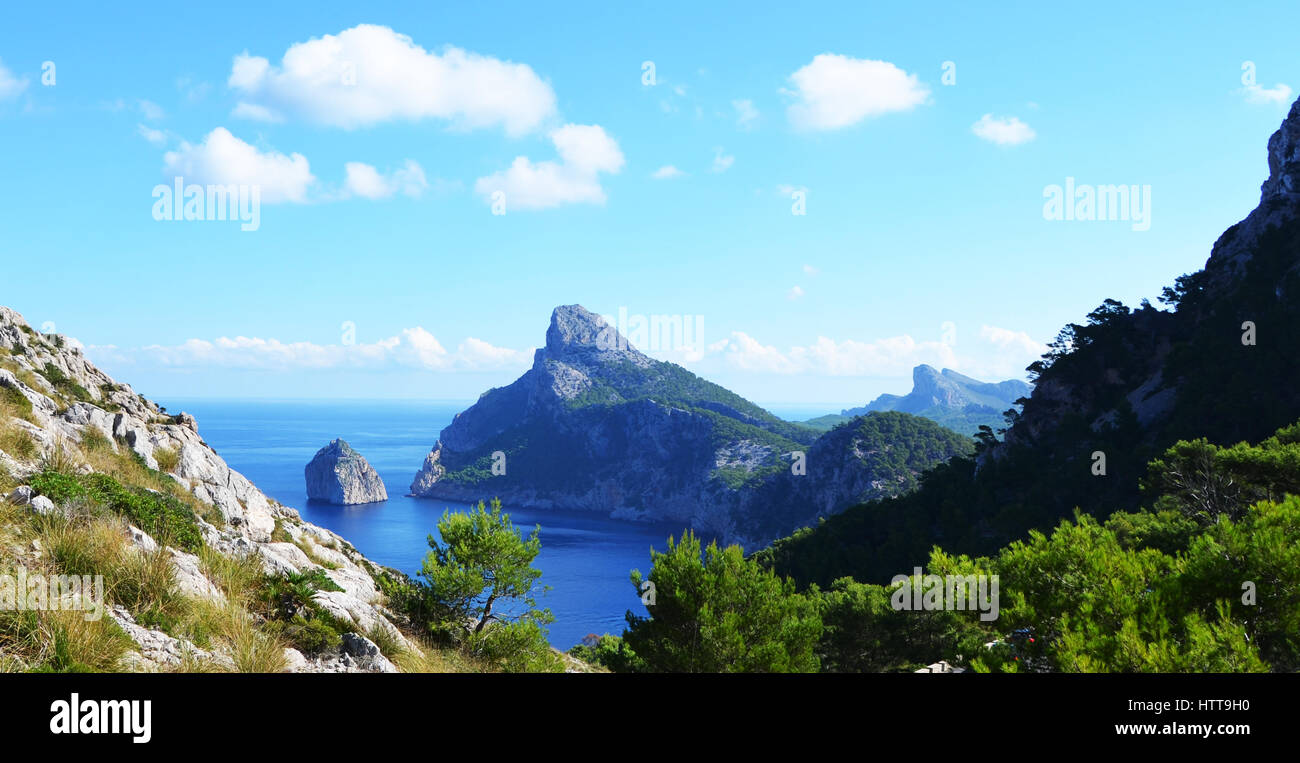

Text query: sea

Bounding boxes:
[161,398,706,649]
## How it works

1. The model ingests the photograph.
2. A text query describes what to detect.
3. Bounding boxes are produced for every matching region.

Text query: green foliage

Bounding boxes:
[814,577,984,673]
[80,473,203,552]
[1145,431,1300,524]
[623,531,822,672]
[568,633,644,672]
[763,419,1300,673]
[282,615,343,654]
[259,569,350,654]
[29,469,88,504]
[40,363,92,403]
[383,500,557,670]
[27,469,203,552]
[419,499,550,636]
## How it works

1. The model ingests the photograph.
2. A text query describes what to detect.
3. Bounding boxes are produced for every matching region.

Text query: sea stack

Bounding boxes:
[305,439,388,505]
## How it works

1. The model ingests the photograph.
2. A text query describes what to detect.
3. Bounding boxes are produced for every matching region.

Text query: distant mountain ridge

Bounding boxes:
[411,305,970,547]
[802,365,1031,436]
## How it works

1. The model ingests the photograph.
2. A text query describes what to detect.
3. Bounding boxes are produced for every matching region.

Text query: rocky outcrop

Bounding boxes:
[0,307,416,672]
[1202,96,1300,295]
[304,439,388,505]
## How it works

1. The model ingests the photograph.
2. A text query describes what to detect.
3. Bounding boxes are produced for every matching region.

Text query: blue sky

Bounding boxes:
[0,1,1296,409]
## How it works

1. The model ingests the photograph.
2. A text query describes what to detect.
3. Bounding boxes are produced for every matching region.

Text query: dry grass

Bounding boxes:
[189,599,287,673]
[0,601,134,673]
[389,634,494,673]
[197,545,264,609]
[0,419,37,462]
[37,511,191,633]
[153,446,179,474]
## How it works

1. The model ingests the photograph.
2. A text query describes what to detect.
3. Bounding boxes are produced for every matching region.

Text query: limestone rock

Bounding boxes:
[304,439,388,505]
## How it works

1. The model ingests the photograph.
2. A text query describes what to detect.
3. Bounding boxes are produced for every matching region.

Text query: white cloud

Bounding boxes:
[694,324,1043,380]
[710,148,735,173]
[474,123,624,209]
[785,54,930,130]
[231,102,283,123]
[802,264,819,276]
[138,99,165,120]
[1242,82,1293,105]
[733,98,758,129]
[137,124,167,145]
[707,331,957,376]
[651,165,684,179]
[0,59,29,100]
[978,325,1045,357]
[971,113,1036,145]
[228,24,557,135]
[162,127,315,204]
[344,159,428,199]
[787,286,805,300]
[89,328,531,373]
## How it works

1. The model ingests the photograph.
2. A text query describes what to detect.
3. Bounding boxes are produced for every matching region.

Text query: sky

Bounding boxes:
[0,1,1296,410]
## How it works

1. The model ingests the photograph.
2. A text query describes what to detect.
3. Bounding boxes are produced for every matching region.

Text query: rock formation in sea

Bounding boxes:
[305,439,388,505]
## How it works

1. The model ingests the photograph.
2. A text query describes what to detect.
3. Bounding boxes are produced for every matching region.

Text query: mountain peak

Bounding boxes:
[541,304,648,368]
[1262,96,1300,204]
[1206,94,1300,291]
[546,305,612,353]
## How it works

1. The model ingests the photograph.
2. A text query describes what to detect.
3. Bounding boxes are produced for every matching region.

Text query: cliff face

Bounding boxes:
[411,305,969,548]
[0,306,410,672]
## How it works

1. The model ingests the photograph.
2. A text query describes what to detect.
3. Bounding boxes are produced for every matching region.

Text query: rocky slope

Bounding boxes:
[305,439,388,505]
[761,95,1300,587]
[0,306,412,672]
[411,305,970,548]
[804,365,1031,436]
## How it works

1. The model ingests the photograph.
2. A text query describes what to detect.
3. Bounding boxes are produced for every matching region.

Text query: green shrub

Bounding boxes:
[282,615,342,654]
[80,473,203,552]
[40,363,91,403]
[30,469,88,504]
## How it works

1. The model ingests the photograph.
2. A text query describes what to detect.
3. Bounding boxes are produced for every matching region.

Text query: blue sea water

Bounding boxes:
[161,398,682,649]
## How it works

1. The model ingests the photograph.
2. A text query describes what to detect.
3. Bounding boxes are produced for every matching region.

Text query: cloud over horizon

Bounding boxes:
[88,328,533,373]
